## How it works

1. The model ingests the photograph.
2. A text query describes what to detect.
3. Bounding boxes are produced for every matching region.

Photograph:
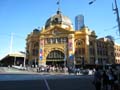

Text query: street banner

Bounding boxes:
[39,39,44,61]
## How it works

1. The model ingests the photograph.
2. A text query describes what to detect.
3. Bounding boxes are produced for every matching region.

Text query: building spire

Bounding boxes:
[56,0,61,14]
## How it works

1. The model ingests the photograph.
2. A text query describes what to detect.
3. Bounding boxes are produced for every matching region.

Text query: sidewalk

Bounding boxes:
[0,67,68,75]
[0,67,36,74]
[0,67,93,75]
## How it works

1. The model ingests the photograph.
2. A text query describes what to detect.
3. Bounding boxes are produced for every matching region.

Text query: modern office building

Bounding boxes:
[75,15,85,30]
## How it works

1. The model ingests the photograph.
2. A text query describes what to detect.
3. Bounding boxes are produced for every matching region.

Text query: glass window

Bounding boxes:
[57,38,61,43]
[52,38,56,43]
[47,38,51,44]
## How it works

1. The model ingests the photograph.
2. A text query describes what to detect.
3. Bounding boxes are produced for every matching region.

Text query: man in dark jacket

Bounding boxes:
[93,68,102,90]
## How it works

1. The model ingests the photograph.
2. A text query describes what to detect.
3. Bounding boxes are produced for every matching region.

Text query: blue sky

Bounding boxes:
[0,0,120,59]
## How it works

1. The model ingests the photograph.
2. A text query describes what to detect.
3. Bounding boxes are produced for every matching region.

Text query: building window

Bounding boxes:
[57,38,61,43]
[81,48,85,55]
[47,38,51,44]
[52,38,56,44]
[34,42,39,47]
[76,39,84,47]
[32,49,35,56]
[90,41,93,46]
[89,48,94,55]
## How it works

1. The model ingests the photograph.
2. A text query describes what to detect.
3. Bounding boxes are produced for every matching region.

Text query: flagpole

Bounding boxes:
[57,0,61,13]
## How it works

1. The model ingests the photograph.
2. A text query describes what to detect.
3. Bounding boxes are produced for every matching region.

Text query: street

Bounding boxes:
[0,74,95,90]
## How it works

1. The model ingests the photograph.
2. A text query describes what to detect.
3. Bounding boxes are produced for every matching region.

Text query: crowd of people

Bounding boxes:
[36,65,69,74]
[27,64,120,90]
[93,67,120,90]
[35,65,95,75]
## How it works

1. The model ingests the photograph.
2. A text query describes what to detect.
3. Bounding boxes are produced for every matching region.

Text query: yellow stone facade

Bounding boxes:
[26,10,118,67]
[114,44,120,64]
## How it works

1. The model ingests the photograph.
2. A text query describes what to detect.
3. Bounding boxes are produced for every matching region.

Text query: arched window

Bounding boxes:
[76,39,84,46]
[47,50,64,60]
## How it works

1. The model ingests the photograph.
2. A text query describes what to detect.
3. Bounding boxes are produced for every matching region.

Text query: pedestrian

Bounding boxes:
[107,68,115,90]
[93,68,102,90]
[102,70,109,90]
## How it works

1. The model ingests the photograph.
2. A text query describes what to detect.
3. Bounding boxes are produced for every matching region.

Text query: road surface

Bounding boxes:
[0,74,95,90]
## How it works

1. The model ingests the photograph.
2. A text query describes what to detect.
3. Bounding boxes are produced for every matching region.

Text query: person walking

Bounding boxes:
[108,68,116,90]
[102,70,109,90]
[93,68,102,90]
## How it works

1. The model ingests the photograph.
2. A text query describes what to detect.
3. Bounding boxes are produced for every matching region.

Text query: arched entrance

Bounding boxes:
[46,50,65,67]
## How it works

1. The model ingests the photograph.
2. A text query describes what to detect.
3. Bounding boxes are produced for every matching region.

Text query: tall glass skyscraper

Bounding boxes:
[75,15,85,30]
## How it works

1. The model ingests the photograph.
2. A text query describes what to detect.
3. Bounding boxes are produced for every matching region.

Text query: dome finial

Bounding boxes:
[56,0,61,14]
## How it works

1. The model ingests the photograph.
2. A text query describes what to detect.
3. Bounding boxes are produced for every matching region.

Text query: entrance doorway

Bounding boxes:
[46,50,65,67]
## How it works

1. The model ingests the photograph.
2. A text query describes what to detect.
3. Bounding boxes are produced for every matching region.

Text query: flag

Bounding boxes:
[39,48,43,60]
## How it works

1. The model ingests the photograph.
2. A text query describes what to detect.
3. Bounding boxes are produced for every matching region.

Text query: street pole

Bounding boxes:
[89,0,120,35]
[64,41,66,67]
[34,48,37,68]
[113,0,120,35]
[23,52,26,67]
[14,56,16,65]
